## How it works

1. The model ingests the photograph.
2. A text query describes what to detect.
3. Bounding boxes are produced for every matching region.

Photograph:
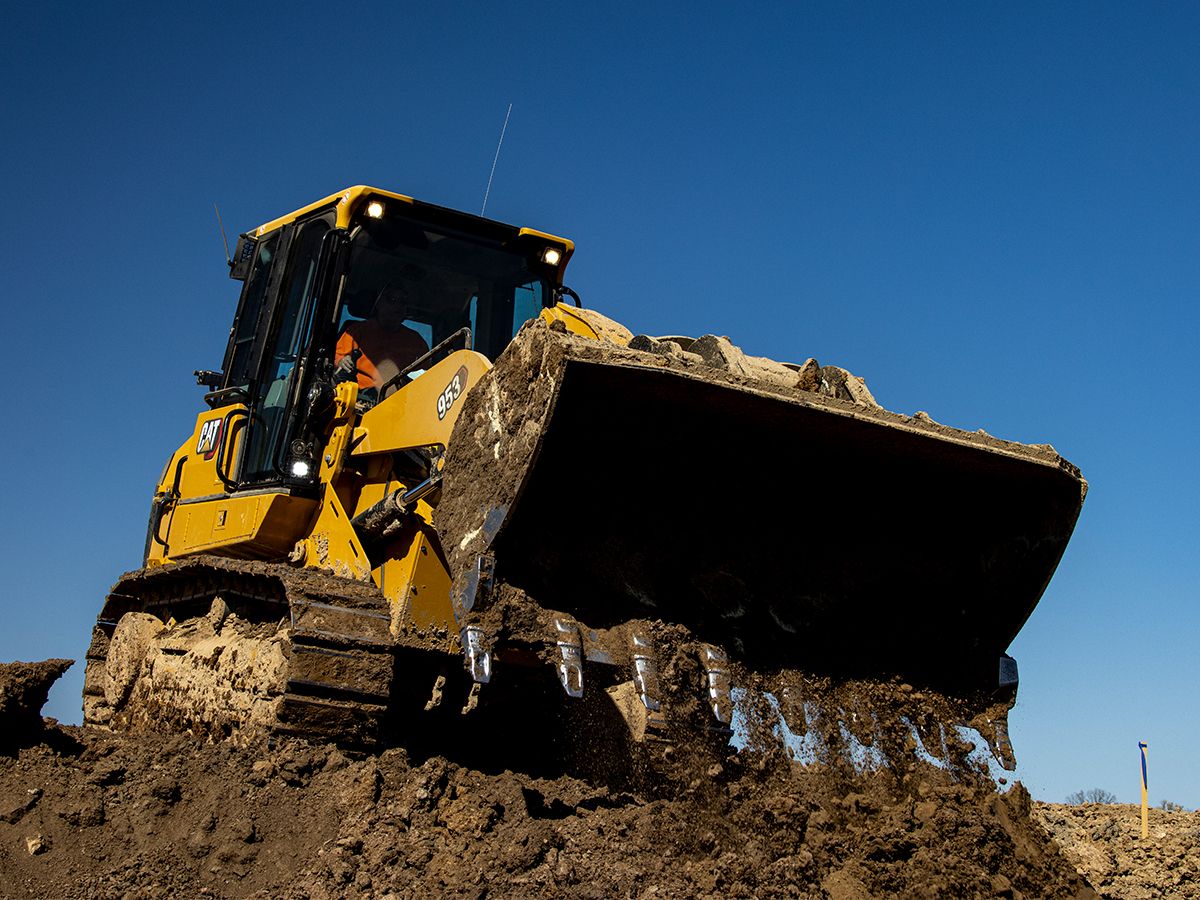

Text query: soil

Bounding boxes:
[0,659,73,748]
[1035,802,1200,899]
[1,660,1112,900]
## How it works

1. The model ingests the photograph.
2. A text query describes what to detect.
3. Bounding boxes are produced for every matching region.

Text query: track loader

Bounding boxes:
[84,186,1086,768]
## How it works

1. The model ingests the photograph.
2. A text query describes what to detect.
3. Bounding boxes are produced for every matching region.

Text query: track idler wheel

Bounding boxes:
[104,613,165,708]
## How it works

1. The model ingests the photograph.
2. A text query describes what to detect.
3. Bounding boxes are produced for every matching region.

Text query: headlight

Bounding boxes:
[542,247,562,266]
[366,200,385,219]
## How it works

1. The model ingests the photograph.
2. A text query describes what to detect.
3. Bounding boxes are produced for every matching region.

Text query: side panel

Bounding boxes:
[352,350,491,456]
[165,493,317,559]
[177,403,249,500]
[147,404,252,564]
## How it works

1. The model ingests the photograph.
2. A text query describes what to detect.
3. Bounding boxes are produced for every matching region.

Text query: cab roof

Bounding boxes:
[251,185,575,273]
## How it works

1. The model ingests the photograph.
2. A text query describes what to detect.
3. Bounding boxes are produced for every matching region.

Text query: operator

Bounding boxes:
[335,283,429,393]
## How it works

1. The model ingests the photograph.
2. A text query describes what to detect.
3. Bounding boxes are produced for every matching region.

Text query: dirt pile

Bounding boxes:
[2,726,1098,899]
[0,660,73,747]
[1,660,1103,900]
[1034,802,1200,899]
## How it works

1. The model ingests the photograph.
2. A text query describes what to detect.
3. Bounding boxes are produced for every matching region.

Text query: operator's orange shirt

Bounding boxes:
[335,320,428,392]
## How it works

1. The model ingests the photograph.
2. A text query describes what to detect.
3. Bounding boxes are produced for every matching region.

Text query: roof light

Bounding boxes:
[366,200,385,219]
[542,247,562,266]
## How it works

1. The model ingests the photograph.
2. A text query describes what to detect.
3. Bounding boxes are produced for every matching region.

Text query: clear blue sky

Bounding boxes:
[2,2,1195,806]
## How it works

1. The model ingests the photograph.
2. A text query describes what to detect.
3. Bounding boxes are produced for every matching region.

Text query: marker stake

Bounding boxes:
[1138,741,1149,839]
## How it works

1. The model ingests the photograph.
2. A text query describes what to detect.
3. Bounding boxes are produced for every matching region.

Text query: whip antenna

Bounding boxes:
[481,103,512,216]
[214,202,231,264]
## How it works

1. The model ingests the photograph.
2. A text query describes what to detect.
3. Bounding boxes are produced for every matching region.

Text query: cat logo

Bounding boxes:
[196,417,224,461]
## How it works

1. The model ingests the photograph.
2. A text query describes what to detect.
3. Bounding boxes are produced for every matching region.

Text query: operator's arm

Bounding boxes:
[334,330,356,366]
[335,327,379,390]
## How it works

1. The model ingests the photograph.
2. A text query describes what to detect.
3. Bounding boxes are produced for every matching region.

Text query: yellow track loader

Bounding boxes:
[84,186,1086,764]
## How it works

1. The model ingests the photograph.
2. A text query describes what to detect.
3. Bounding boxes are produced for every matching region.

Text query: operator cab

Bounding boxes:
[210,187,572,492]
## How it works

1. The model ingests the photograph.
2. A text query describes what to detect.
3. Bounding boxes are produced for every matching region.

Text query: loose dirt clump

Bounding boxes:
[0,659,73,749]
[1035,802,1200,898]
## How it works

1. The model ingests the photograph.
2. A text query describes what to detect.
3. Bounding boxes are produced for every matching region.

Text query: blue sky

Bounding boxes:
[1,3,1195,805]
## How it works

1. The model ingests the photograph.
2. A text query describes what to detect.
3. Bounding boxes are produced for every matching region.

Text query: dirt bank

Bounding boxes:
[2,725,1098,899]
[1035,802,1200,899]
[0,660,1101,900]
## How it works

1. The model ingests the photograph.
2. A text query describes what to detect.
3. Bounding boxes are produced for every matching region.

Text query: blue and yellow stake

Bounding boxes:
[1138,740,1149,839]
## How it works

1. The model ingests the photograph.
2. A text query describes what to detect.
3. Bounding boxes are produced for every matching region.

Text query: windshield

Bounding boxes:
[335,217,547,395]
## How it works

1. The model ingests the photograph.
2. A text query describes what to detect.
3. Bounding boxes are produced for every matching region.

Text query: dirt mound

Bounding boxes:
[1035,802,1200,898]
[1,663,1099,899]
[0,660,73,748]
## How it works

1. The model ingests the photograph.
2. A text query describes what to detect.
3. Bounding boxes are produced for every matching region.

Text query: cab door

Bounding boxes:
[215,211,343,490]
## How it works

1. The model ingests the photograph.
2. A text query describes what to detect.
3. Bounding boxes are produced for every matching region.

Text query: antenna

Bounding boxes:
[481,103,513,216]
[214,202,231,265]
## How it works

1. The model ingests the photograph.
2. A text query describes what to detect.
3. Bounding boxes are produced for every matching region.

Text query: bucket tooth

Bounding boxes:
[553,618,585,698]
[461,625,492,684]
[700,644,733,726]
[991,716,1016,771]
[454,553,496,617]
[631,633,661,712]
[630,632,665,729]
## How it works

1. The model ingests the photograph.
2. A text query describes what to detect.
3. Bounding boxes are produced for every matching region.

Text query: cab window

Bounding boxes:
[223,232,279,390]
[239,214,332,482]
[337,217,547,390]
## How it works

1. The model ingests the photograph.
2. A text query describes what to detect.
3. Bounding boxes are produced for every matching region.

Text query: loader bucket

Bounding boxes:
[440,322,1086,697]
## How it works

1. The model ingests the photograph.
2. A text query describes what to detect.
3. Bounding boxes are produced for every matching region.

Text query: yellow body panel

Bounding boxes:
[517,227,575,256]
[319,382,361,489]
[345,461,392,521]
[351,349,492,456]
[172,403,249,500]
[540,304,594,338]
[161,493,317,560]
[292,486,371,581]
[332,457,458,643]
[376,504,457,651]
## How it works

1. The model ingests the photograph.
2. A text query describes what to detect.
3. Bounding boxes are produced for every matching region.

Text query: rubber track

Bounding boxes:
[86,556,396,748]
